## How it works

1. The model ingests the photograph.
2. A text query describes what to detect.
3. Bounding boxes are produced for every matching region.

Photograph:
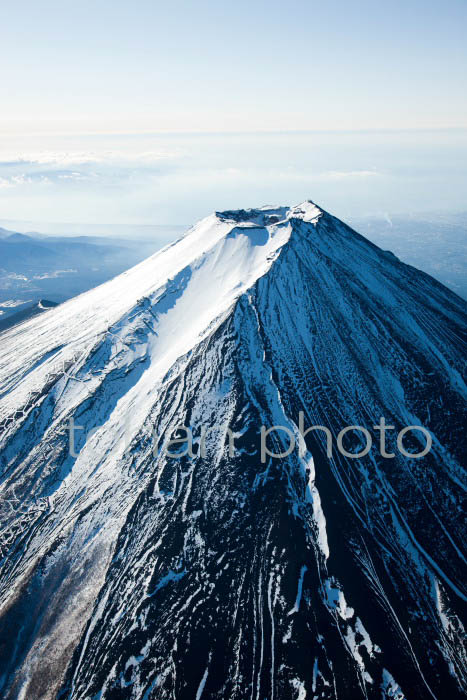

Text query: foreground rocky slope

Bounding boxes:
[0,202,465,699]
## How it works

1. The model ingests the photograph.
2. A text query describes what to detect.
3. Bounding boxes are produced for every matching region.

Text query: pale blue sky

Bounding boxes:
[1,0,466,133]
[0,1,466,226]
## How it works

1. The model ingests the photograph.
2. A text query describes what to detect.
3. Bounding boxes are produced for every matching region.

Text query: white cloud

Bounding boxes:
[0,149,185,167]
[319,170,380,181]
[0,173,50,188]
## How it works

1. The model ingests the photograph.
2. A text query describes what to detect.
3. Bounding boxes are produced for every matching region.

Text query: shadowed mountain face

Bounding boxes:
[0,202,465,699]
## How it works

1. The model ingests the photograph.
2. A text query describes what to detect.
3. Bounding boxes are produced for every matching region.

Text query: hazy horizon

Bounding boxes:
[1,128,466,231]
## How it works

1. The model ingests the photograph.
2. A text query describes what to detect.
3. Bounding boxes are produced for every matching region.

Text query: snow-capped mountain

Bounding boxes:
[0,201,465,699]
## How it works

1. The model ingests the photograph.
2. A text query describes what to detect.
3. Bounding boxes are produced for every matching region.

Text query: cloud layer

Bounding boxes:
[0,131,465,225]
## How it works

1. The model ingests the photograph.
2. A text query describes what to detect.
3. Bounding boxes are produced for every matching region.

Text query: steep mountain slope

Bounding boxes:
[0,202,465,700]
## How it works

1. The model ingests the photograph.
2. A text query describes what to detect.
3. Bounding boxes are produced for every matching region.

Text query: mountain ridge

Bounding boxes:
[0,201,465,699]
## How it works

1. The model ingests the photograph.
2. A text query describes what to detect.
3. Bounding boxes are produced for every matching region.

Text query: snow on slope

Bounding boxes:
[0,201,466,700]
[0,205,301,413]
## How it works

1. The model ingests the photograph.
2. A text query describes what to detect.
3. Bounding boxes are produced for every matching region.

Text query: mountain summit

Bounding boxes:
[0,202,465,699]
